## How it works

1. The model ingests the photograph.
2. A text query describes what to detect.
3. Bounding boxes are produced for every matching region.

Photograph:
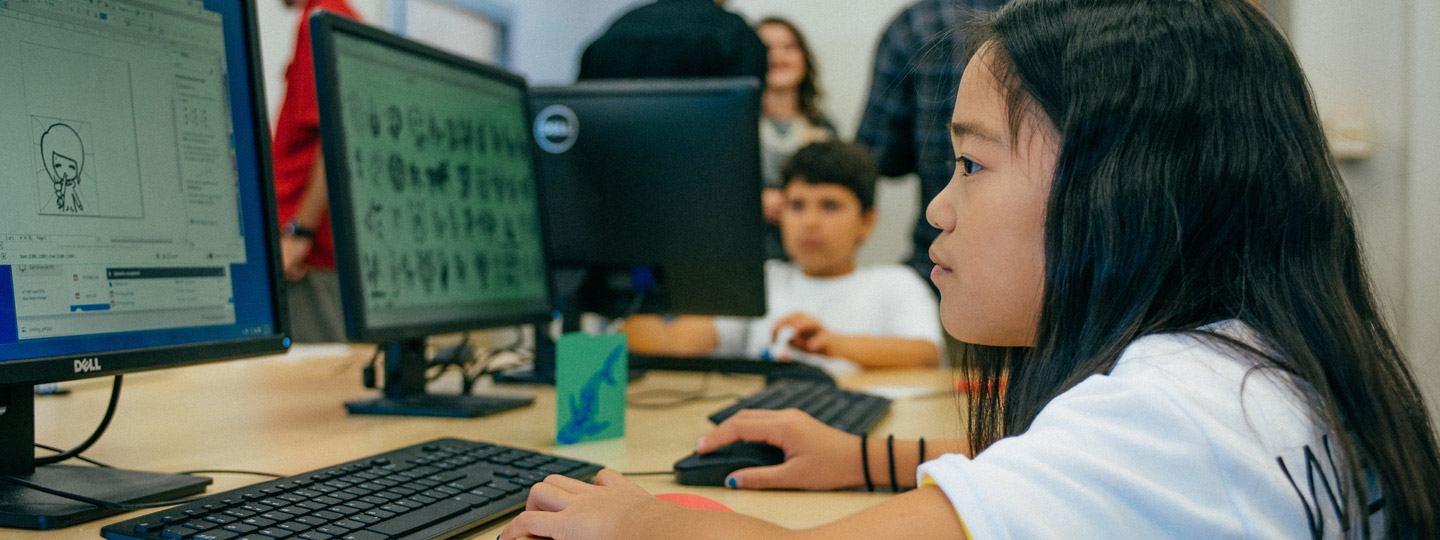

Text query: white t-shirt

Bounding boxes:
[712,260,943,363]
[918,321,1383,539]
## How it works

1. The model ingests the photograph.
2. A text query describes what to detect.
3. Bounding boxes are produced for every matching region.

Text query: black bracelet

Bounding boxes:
[860,434,874,492]
[887,434,899,493]
[919,437,927,463]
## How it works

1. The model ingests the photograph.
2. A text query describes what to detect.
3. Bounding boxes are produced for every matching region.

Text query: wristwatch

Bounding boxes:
[282,220,316,239]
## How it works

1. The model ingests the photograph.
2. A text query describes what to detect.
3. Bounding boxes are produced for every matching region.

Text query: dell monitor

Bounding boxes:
[0,0,288,529]
[311,13,550,417]
[503,79,779,383]
[531,78,766,320]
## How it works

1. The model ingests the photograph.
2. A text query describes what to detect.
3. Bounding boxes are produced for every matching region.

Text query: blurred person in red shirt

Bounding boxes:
[272,0,360,342]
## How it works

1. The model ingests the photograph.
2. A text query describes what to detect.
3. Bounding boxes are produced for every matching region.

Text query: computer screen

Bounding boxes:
[0,0,286,529]
[530,79,766,320]
[311,13,549,417]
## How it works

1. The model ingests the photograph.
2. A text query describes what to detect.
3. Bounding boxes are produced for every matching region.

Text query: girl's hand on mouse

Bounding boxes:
[696,408,861,491]
[500,469,666,540]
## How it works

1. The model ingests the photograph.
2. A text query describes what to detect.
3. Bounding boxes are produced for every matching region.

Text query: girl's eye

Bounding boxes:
[956,156,984,176]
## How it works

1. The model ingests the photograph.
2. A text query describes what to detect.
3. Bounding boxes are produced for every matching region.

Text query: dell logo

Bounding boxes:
[534,104,578,154]
[74,358,102,373]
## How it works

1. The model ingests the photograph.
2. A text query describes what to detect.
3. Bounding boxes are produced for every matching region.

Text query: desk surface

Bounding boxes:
[12,346,964,539]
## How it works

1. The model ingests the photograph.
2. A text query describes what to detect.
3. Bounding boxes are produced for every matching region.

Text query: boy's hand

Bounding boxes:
[762,188,785,224]
[773,312,832,355]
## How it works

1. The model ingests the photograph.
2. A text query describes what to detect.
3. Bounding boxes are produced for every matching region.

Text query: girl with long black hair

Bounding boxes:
[501,1,1440,538]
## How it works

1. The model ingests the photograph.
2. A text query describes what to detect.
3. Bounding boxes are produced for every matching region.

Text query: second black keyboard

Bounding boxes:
[101,438,602,540]
[708,379,892,435]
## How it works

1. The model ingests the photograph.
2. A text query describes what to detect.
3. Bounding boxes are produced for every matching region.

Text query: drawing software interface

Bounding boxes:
[330,32,549,330]
[0,0,248,341]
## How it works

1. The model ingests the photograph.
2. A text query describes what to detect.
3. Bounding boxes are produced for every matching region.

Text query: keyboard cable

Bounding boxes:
[628,372,744,409]
[0,474,206,511]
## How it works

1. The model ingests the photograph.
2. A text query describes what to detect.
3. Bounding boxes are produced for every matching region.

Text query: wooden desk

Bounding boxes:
[12,347,964,539]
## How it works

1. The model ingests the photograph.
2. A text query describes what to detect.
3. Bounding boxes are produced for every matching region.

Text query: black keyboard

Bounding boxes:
[708,380,891,435]
[101,438,602,540]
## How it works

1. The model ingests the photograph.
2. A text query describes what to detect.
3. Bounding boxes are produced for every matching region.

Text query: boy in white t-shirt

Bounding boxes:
[625,141,943,368]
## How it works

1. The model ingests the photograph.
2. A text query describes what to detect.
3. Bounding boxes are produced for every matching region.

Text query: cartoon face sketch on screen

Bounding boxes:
[35,120,97,215]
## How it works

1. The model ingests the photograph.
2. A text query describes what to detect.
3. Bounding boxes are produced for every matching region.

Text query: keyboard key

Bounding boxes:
[364,509,397,520]
[332,519,366,530]
[486,480,523,494]
[224,523,260,534]
[327,505,361,516]
[349,513,381,525]
[450,494,489,508]
[365,500,469,537]
[241,517,276,529]
[276,521,311,533]
[195,530,241,540]
[467,487,506,501]
[341,531,388,540]
[135,521,165,533]
[205,514,239,526]
[377,504,410,515]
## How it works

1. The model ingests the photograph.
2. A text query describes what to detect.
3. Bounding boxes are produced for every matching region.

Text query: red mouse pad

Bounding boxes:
[655,493,735,512]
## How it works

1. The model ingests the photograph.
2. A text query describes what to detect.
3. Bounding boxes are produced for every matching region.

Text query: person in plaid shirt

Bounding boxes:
[855,0,1008,281]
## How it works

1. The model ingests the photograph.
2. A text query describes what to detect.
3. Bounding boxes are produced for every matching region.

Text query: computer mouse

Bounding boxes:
[673,441,786,486]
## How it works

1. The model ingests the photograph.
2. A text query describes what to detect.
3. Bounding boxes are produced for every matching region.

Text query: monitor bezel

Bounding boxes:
[311,12,555,344]
[0,0,290,388]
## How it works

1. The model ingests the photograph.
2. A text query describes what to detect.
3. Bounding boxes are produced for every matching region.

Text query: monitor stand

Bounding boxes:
[0,384,210,530]
[345,339,534,418]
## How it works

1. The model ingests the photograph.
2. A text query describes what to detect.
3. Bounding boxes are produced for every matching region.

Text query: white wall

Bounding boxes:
[1290,1,1410,329]
[508,0,641,85]
[1405,0,1440,420]
[1287,0,1439,416]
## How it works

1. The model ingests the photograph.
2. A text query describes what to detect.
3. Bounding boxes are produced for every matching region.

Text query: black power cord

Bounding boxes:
[33,443,113,468]
[34,375,122,467]
[16,376,285,511]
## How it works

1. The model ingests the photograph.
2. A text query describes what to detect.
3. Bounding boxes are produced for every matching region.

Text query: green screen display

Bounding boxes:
[331,35,547,330]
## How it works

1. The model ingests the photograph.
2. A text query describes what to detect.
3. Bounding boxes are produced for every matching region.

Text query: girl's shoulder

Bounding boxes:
[1102,321,1320,451]
[1110,320,1267,383]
